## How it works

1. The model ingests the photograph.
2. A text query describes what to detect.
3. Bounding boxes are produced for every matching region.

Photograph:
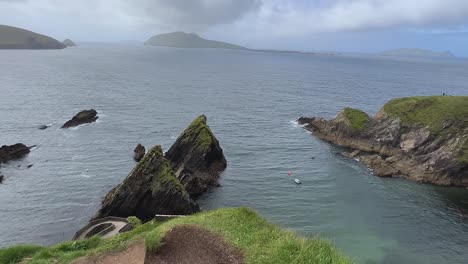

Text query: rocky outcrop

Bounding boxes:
[133,144,145,162]
[0,175,4,184]
[0,143,31,163]
[93,145,199,221]
[165,115,227,197]
[299,96,468,187]
[61,109,98,128]
[63,39,77,47]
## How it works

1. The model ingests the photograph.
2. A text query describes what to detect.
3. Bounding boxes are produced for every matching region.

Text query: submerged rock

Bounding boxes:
[93,145,199,221]
[61,109,98,128]
[133,144,145,162]
[165,115,227,197]
[38,125,50,130]
[299,96,468,187]
[0,143,31,163]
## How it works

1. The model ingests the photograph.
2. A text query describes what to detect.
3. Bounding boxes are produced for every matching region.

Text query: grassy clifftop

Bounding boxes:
[0,208,352,264]
[383,96,468,133]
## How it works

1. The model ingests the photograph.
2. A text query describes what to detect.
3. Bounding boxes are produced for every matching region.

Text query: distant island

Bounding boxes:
[144,32,246,50]
[0,25,65,49]
[380,48,455,59]
[62,39,77,47]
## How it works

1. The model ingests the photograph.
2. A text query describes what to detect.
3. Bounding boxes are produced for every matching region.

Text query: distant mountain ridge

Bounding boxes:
[380,48,455,58]
[0,25,65,49]
[144,32,246,50]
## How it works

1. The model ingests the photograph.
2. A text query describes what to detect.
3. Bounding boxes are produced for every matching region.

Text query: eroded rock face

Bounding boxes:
[93,145,199,221]
[299,107,468,187]
[61,109,98,128]
[165,115,227,197]
[0,143,31,163]
[133,144,146,162]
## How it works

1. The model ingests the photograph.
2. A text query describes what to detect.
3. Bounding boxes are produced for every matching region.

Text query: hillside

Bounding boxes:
[0,208,352,264]
[144,32,246,50]
[0,25,65,49]
[380,48,455,58]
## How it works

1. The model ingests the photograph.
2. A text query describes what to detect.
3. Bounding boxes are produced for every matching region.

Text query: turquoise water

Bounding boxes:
[0,45,467,263]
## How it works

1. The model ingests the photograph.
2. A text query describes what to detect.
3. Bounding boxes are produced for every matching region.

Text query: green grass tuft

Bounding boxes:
[179,115,216,152]
[342,108,370,131]
[383,96,468,133]
[0,245,43,264]
[127,216,142,227]
[4,208,352,264]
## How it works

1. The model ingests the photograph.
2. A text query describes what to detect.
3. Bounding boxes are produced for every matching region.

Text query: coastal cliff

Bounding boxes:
[299,96,468,187]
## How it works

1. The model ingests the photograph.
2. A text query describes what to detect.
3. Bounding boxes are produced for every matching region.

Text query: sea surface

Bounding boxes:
[1,45,468,264]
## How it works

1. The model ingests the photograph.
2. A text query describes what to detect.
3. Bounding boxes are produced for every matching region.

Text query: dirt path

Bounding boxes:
[73,239,146,264]
[145,225,244,264]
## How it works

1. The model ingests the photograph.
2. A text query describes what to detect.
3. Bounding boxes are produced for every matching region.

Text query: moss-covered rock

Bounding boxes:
[165,115,227,197]
[93,145,199,222]
[342,107,370,131]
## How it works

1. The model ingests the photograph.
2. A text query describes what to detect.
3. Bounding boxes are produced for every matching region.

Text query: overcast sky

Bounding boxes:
[2,0,468,55]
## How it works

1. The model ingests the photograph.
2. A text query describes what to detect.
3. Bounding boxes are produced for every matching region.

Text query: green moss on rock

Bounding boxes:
[342,107,370,131]
[383,96,468,133]
[179,115,216,152]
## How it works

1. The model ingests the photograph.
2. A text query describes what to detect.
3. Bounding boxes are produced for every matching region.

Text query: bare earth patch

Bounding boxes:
[145,225,244,264]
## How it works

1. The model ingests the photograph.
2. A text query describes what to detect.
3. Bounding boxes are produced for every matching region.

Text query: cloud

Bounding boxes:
[1,0,468,40]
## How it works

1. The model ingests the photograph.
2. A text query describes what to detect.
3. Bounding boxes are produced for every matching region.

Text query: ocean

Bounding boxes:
[0,45,467,264]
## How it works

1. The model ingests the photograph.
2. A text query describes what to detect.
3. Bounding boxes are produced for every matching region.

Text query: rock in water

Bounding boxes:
[93,145,199,221]
[165,115,227,197]
[0,175,4,183]
[299,96,468,187]
[62,39,77,47]
[133,144,146,162]
[61,109,98,128]
[0,143,31,163]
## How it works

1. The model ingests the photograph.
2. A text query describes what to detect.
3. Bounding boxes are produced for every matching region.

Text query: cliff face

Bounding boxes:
[165,115,227,197]
[94,145,199,221]
[299,96,468,187]
[0,25,65,49]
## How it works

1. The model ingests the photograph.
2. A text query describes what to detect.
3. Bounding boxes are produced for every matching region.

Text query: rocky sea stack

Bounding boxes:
[94,115,226,221]
[165,115,227,197]
[61,109,98,128]
[62,39,77,47]
[299,96,468,187]
[133,144,146,162]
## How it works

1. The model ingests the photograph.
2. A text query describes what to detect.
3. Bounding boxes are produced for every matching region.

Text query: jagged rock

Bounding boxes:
[165,115,227,197]
[299,96,468,187]
[93,145,199,221]
[0,143,31,163]
[61,109,98,128]
[0,175,4,183]
[133,144,145,162]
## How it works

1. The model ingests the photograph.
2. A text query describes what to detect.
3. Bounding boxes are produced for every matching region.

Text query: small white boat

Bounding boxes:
[294,179,302,184]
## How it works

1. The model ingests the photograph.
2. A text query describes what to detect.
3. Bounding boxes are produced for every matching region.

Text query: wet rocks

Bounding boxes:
[165,115,227,197]
[61,109,98,128]
[0,175,4,183]
[0,143,31,163]
[38,125,50,130]
[133,144,146,162]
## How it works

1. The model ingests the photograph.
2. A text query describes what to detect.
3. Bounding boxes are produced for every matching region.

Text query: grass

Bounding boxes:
[2,208,353,264]
[342,108,370,131]
[383,96,468,133]
[179,115,217,152]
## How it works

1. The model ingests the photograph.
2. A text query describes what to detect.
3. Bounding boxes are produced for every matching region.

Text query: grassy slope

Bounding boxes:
[342,108,370,131]
[383,96,468,163]
[1,208,353,264]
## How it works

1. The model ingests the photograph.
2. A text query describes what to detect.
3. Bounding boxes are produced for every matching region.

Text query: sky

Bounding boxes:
[1,0,468,56]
